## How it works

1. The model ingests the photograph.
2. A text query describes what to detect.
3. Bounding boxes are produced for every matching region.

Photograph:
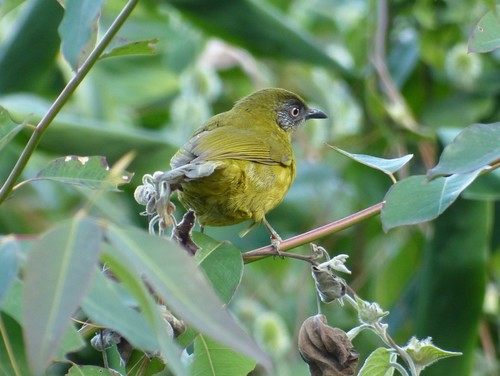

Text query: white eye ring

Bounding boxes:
[291,107,300,117]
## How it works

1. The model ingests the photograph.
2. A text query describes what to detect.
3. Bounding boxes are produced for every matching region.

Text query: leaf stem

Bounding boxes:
[242,202,384,262]
[0,0,139,205]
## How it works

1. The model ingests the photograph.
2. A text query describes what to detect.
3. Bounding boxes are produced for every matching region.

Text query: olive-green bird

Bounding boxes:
[164,88,327,248]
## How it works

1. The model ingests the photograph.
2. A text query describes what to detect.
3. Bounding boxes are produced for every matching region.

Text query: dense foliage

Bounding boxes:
[0,0,499,375]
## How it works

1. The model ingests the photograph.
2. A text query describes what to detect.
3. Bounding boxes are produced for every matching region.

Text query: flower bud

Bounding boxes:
[312,265,346,304]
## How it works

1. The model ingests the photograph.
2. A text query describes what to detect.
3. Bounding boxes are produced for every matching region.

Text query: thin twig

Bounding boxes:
[0,0,139,204]
[242,202,384,263]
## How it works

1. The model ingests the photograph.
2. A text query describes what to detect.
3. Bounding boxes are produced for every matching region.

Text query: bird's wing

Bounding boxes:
[171,126,293,169]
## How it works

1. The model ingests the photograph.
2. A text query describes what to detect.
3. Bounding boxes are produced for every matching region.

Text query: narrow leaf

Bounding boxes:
[169,0,348,76]
[468,6,500,53]
[0,279,85,362]
[358,347,395,376]
[0,0,27,19]
[66,365,119,376]
[0,106,25,152]
[192,334,256,376]
[101,245,188,376]
[330,145,413,175]
[381,168,487,231]
[428,123,500,178]
[58,0,103,70]
[81,268,159,352]
[0,313,32,376]
[193,233,243,303]
[0,236,19,304]
[33,155,133,191]
[23,216,103,373]
[106,225,271,371]
[100,38,159,60]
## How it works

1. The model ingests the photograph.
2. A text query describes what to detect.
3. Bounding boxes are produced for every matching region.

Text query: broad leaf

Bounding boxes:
[381,168,487,231]
[192,334,256,376]
[106,225,271,371]
[330,145,413,176]
[193,232,243,303]
[58,0,103,70]
[468,6,500,53]
[428,123,500,178]
[358,347,395,376]
[23,216,103,374]
[32,155,133,191]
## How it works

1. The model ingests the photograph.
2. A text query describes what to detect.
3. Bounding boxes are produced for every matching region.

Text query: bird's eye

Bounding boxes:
[290,107,300,117]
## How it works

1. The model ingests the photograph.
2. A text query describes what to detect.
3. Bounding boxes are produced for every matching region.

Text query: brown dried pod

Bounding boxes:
[311,265,346,303]
[298,314,359,376]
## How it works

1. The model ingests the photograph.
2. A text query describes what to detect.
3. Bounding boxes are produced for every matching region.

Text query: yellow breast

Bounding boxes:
[178,159,296,227]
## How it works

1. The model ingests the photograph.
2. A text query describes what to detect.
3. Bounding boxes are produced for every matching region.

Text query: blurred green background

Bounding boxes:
[0,0,498,374]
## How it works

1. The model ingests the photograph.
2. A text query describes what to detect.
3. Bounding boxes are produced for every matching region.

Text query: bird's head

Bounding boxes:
[233,88,328,132]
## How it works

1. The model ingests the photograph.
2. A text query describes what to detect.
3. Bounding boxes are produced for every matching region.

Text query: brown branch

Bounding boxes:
[242,202,384,263]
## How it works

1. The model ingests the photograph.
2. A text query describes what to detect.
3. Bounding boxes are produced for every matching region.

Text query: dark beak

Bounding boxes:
[305,108,328,120]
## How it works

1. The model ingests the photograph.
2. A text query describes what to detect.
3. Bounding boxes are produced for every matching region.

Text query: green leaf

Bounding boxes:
[415,199,488,375]
[381,168,487,231]
[66,365,120,376]
[191,334,256,376]
[23,216,103,374]
[358,347,395,376]
[0,106,25,152]
[428,123,500,178]
[31,155,133,191]
[0,312,32,376]
[462,169,500,200]
[0,0,63,94]
[468,6,500,53]
[403,337,461,374]
[169,0,349,76]
[0,279,85,362]
[193,232,243,303]
[106,225,271,371]
[0,0,26,19]
[100,38,159,60]
[58,0,103,70]
[81,267,159,352]
[0,236,18,304]
[101,245,186,376]
[330,145,413,176]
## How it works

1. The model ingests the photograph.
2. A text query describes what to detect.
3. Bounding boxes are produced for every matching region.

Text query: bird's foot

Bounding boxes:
[270,233,285,259]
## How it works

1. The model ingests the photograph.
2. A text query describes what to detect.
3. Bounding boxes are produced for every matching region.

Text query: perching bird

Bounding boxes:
[162,88,327,250]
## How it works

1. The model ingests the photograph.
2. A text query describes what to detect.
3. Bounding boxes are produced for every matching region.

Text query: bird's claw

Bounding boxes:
[271,234,285,259]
